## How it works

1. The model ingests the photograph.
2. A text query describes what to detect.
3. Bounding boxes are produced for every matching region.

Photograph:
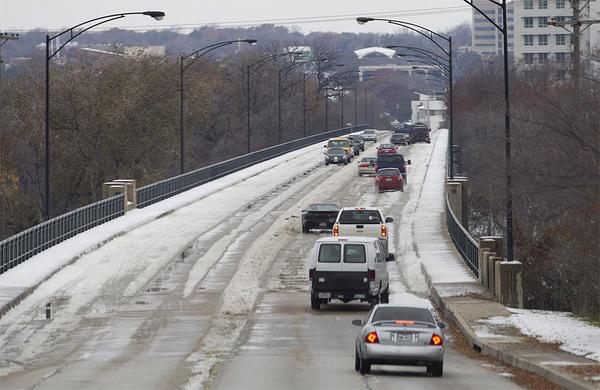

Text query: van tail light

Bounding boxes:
[367,269,376,281]
[309,268,316,280]
[430,334,443,346]
[381,224,387,237]
[359,163,368,167]
[333,224,339,236]
[365,331,379,344]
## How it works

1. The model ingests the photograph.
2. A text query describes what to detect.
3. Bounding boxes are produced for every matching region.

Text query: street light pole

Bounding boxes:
[43,11,165,219]
[180,39,256,174]
[340,90,344,128]
[302,72,306,137]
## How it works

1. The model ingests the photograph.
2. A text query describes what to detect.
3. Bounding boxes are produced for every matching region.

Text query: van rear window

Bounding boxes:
[344,244,366,263]
[318,244,341,263]
[338,210,382,224]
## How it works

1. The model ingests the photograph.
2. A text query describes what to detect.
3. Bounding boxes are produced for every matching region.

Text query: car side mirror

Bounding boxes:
[352,319,363,326]
[407,160,411,165]
[438,322,447,329]
[386,253,395,262]
[385,217,394,223]
[301,209,306,213]
[324,145,327,148]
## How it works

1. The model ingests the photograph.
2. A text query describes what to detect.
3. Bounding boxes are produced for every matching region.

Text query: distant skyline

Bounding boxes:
[0,0,471,34]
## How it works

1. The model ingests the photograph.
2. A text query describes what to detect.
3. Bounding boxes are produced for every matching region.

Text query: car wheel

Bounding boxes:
[401,185,404,192]
[325,162,329,166]
[354,349,360,372]
[431,361,443,377]
[381,287,390,304]
[302,225,309,234]
[359,355,371,375]
[311,296,321,310]
[344,162,348,165]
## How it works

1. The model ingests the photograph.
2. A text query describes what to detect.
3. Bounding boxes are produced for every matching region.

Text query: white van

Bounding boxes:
[308,236,394,310]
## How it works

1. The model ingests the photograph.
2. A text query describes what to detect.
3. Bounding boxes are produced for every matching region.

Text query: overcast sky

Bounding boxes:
[0,0,472,34]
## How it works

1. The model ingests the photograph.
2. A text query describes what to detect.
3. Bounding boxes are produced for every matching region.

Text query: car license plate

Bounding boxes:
[334,157,338,162]
[391,332,418,343]
[319,222,327,227]
[318,292,331,298]
[328,218,335,222]
[385,178,392,182]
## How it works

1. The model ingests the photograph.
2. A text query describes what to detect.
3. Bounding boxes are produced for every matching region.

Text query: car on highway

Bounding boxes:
[376,153,411,182]
[332,207,393,253]
[362,129,378,142]
[376,143,397,156]
[375,168,404,193]
[326,137,353,159]
[324,147,349,165]
[347,134,365,151]
[353,303,446,376]
[390,132,409,146]
[308,236,394,310]
[348,138,361,156]
[301,203,340,233]
[357,156,377,176]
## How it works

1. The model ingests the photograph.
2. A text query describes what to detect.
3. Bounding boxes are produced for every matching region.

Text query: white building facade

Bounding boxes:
[471,0,515,56]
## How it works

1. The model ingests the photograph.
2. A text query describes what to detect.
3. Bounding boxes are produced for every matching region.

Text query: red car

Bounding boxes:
[376,143,398,156]
[375,168,404,193]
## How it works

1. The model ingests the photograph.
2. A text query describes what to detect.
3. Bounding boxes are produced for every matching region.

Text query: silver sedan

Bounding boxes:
[353,303,446,376]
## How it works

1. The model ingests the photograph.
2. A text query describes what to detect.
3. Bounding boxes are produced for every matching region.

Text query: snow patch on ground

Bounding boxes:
[481,308,600,362]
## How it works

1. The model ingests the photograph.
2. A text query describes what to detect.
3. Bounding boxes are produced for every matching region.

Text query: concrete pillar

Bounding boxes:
[446,182,463,225]
[102,182,128,211]
[481,235,504,259]
[113,179,137,210]
[488,256,503,297]
[495,261,524,308]
[479,238,496,286]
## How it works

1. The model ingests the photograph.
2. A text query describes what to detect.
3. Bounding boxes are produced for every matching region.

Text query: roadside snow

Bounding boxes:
[482,308,600,362]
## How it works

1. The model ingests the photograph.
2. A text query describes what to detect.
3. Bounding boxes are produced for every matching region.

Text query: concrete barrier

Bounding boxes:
[495,261,524,308]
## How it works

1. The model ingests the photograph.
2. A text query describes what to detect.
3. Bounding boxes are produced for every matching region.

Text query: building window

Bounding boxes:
[555,52,566,62]
[555,16,566,23]
[524,17,534,28]
[539,35,548,45]
[556,0,565,8]
[524,53,535,64]
[538,53,549,63]
[524,35,534,46]
[539,0,548,9]
[524,0,533,9]
[539,17,548,27]
[555,34,566,45]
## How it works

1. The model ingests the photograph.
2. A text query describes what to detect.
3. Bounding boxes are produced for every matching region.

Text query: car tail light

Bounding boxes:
[309,268,315,280]
[333,224,339,236]
[365,331,379,344]
[367,269,375,281]
[381,224,387,237]
[430,334,443,346]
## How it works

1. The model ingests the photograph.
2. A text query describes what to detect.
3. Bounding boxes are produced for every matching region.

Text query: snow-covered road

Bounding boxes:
[0,131,522,390]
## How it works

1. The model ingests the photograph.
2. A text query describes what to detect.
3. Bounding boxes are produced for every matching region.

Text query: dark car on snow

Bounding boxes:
[347,135,365,151]
[301,203,340,233]
[325,147,349,165]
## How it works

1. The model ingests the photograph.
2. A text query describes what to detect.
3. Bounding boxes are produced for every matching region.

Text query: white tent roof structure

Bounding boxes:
[353,47,396,59]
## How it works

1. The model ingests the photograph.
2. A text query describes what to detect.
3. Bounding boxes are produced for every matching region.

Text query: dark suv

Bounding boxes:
[376,154,411,181]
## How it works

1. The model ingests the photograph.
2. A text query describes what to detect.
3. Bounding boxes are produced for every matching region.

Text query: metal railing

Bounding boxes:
[0,125,366,275]
[0,195,125,274]
[137,125,367,208]
[445,192,479,277]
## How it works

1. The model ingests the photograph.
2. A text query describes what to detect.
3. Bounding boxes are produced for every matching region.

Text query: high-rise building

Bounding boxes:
[470,0,515,56]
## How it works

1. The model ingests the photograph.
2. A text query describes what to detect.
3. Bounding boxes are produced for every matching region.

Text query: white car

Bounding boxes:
[308,236,394,310]
[332,207,393,253]
[362,129,378,142]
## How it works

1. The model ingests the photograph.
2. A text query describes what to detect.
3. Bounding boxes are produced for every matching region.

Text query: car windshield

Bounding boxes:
[318,244,341,263]
[380,144,395,149]
[307,204,338,212]
[327,147,344,155]
[372,307,435,325]
[360,157,376,163]
[364,130,375,134]
[328,140,348,147]
[338,210,382,224]
[378,155,405,164]
[378,169,400,177]
[344,244,366,263]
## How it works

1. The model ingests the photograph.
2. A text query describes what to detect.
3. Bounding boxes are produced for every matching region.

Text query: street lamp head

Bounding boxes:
[244,39,258,45]
[356,17,374,25]
[143,11,165,20]
[385,45,400,49]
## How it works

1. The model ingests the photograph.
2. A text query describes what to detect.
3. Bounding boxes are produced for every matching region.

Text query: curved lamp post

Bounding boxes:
[44,11,165,219]
[246,51,300,153]
[357,17,455,180]
[180,39,256,174]
[462,0,514,262]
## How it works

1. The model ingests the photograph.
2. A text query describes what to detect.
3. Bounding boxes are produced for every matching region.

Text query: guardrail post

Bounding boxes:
[495,261,524,308]
[479,242,493,287]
